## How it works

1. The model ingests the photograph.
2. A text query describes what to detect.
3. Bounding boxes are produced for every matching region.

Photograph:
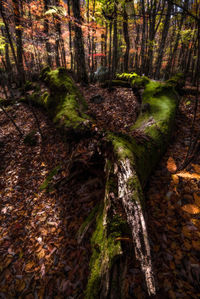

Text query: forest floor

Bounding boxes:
[0,84,200,298]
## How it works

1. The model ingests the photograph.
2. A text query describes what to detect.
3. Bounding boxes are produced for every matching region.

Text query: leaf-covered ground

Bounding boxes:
[0,85,200,298]
[123,92,200,298]
[79,84,138,133]
[0,103,105,298]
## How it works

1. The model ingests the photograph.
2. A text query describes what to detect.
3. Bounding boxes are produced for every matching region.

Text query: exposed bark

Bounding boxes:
[86,75,180,298]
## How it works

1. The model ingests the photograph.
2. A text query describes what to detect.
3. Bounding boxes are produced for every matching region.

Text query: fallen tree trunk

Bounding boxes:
[27,68,180,298]
[85,77,179,298]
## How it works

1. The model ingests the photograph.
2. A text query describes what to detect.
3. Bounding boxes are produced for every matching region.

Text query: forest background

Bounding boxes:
[0,0,200,86]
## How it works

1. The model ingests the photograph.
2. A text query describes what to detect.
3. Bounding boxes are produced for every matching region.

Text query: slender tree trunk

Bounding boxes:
[1,28,12,77]
[108,21,112,78]
[140,0,146,74]
[12,0,25,84]
[91,0,96,72]
[67,0,73,70]
[154,1,172,79]
[104,23,108,67]
[185,31,196,77]
[44,0,52,67]
[194,21,200,85]
[54,0,66,68]
[101,32,105,66]
[146,0,165,76]
[112,2,118,76]
[134,24,140,72]
[72,0,88,83]
[0,1,21,81]
[87,0,91,71]
[123,6,130,72]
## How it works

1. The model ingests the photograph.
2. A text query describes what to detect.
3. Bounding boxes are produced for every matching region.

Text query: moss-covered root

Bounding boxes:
[101,80,131,88]
[85,161,128,299]
[34,67,91,132]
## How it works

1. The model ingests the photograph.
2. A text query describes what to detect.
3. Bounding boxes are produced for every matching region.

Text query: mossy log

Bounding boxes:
[28,69,179,297]
[86,77,179,298]
[29,67,91,134]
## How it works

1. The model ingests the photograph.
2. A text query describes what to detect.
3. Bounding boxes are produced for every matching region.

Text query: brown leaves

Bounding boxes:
[25,261,35,272]
[80,83,138,134]
[167,157,177,173]
[176,171,200,180]
[181,204,200,214]
[194,193,200,207]
[0,103,102,297]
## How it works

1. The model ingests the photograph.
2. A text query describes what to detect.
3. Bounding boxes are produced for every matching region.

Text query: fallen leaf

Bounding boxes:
[167,157,177,173]
[16,279,26,292]
[182,226,192,238]
[192,240,200,251]
[37,249,46,259]
[176,171,200,180]
[194,193,200,207]
[25,261,35,272]
[184,240,192,250]
[181,204,200,214]
[192,164,200,174]
[172,174,179,185]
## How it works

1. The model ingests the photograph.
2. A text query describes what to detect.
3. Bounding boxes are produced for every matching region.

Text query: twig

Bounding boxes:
[25,92,44,140]
[0,101,23,137]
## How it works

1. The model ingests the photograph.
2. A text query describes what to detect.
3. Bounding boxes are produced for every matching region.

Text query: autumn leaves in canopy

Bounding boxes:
[0,0,200,84]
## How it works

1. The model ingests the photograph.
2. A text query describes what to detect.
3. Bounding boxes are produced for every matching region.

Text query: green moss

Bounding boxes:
[24,81,34,91]
[76,204,99,242]
[85,204,123,299]
[105,78,178,186]
[131,76,150,89]
[39,165,61,191]
[31,68,91,131]
[116,72,138,82]
[40,91,49,108]
[40,66,51,81]
[101,80,131,88]
[109,214,131,236]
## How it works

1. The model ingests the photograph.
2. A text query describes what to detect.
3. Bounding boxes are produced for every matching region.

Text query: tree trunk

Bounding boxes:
[85,74,180,298]
[44,0,52,67]
[123,7,130,72]
[154,1,172,79]
[140,0,146,74]
[67,0,73,70]
[72,0,88,83]
[112,2,118,76]
[0,0,21,80]
[104,23,108,67]
[12,0,25,84]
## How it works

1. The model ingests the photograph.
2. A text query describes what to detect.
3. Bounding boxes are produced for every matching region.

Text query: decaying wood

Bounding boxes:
[118,158,156,296]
